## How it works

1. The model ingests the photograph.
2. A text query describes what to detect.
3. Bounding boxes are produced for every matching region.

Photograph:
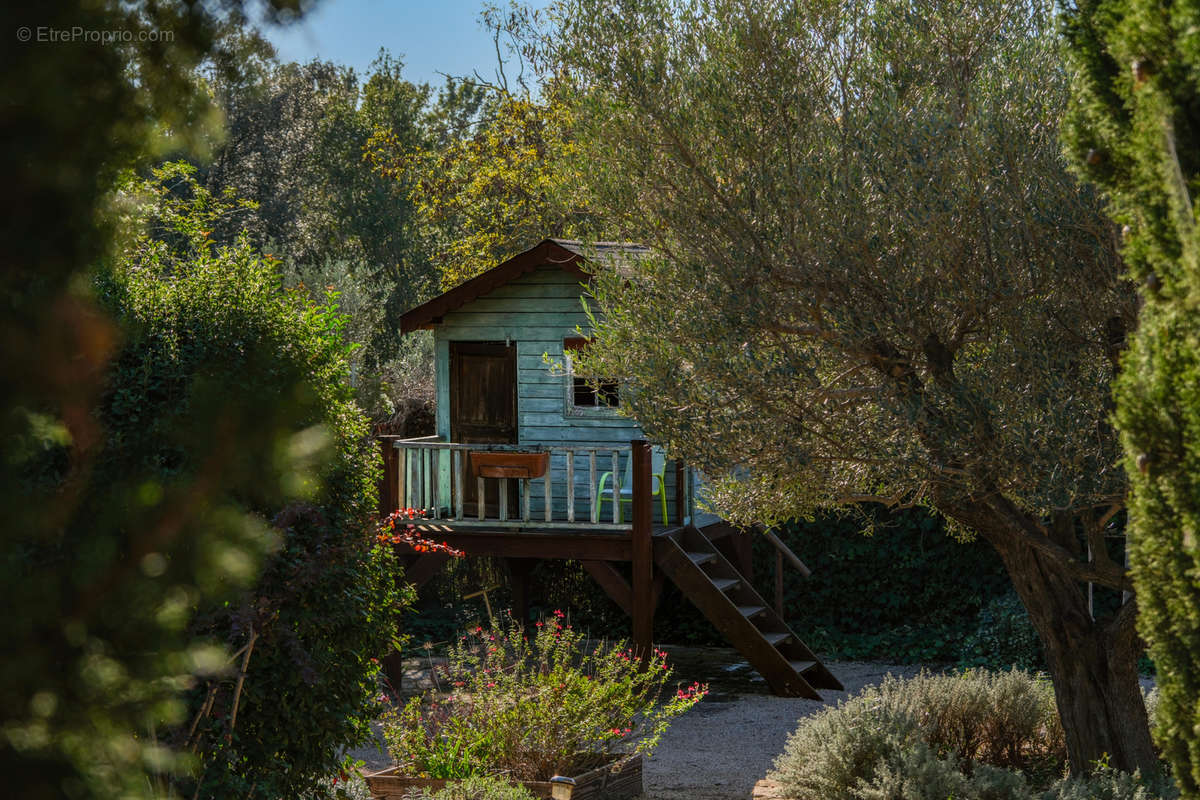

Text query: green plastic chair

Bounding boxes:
[595,447,668,524]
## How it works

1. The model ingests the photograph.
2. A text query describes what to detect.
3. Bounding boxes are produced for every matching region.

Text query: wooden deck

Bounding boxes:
[405,514,726,560]
[391,509,841,698]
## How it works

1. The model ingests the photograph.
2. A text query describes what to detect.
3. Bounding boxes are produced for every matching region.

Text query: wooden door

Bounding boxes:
[450,341,518,516]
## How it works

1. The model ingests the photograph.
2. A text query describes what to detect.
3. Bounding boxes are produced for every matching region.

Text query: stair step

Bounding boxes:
[685,551,716,566]
[790,660,817,674]
[761,631,791,646]
[737,605,767,619]
[711,577,740,592]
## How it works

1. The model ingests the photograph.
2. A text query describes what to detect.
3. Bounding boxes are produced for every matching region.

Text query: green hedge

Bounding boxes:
[411,506,1037,668]
[96,163,405,799]
[753,509,1012,664]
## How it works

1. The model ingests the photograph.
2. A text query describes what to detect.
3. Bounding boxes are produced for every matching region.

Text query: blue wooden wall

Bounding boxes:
[428,263,683,521]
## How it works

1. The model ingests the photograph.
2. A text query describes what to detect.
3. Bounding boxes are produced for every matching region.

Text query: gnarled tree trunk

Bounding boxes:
[952,504,1156,774]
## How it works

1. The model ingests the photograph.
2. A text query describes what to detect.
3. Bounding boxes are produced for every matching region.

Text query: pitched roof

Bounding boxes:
[399,238,648,333]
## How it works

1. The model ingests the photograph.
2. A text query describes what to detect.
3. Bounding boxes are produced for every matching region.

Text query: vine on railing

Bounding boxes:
[377,508,465,556]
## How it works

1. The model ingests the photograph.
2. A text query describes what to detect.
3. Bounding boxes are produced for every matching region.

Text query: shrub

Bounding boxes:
[381,612,705,781]
[772,670,1176,799]
[876,670,1065,776]
[1043,766,1178,800]
[771,670,1066,799]
[415,775,538,800]
[753,509,1013,664]
[959,593,1047,672]
[100,163,408,799]
[771,699,919,799]
[854,740,1032,800]
[297,771,373,800]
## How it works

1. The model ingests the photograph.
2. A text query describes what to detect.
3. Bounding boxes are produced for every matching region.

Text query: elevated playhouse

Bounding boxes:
[380,238,841,698]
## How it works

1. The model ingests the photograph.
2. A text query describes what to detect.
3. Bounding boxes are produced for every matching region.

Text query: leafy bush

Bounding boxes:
[771,670,1066,799]
[878,670,1064,777]
[381,612,705,780]
[753,508,1012,663]
[410,506,1023,663]
[415,775,538,800]
[771,669,1174,799]
[1043,766,1177,800]
[297,771,373,800]
[959,593,1047,672]
[100,163,408,799]
[855,740,1032,800]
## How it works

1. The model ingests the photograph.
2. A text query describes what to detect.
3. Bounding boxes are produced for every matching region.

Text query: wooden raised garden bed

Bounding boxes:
[364,754,642,800]
[468,451,550,480]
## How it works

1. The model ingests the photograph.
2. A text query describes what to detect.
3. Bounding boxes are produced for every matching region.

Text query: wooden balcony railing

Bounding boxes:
[377,436,694,530]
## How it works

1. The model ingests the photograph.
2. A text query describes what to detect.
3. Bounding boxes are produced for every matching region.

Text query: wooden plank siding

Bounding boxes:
[429,264,685,523]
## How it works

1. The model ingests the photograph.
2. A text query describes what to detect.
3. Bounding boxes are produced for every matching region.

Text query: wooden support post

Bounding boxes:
[733,532,753,582]
[382,650,406,691]
[581,560,633,616]
[775,550,784,618]
[631,439,654,663]
[379,439,399,515]
[405,552,452,590]
[506,558,537,626]
[674,460,686,525]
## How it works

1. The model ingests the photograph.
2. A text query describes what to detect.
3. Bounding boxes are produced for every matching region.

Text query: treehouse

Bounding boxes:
[381,238,841,698]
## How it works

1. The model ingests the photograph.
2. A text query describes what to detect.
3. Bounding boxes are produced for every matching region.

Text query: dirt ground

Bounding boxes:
[353,645,925,800]
[622,647,923,800]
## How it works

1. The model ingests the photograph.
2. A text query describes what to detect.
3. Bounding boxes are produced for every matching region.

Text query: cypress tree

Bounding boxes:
[1064,1,1200,793]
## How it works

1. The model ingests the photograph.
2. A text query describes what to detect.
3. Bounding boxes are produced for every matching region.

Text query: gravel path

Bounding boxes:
[639,648,922,800]
[355,645,925,799]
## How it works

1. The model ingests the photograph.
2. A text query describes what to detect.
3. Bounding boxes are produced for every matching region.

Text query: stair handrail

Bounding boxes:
[764,528,811,577]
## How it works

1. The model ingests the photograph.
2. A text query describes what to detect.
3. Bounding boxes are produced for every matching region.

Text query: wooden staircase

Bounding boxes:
[653,522,843,699]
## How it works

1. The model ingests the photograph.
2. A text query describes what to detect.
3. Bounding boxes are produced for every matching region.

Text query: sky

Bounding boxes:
[263,0,547,88]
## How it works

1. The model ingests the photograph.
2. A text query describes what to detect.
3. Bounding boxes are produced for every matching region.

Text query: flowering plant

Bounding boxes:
[380,611,706,781]
[377,508,464,555]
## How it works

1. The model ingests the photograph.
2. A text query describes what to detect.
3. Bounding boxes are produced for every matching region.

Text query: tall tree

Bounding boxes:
[0,3,392,799]
[100,164,403,800]
[371,83,593,288]
[1064,0,1200,793]
[551,0,1153,773]
[197,52,439,413]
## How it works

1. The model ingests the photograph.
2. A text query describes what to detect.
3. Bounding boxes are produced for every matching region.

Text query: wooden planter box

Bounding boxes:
[364,754,642,800]
[469,451,550,480]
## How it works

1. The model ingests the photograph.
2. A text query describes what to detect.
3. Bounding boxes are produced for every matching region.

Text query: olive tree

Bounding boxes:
[1064,0,1200,793]
[550,0,1153,773]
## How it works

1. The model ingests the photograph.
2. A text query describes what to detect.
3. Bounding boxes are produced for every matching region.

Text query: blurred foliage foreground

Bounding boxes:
[3,162,409,800]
